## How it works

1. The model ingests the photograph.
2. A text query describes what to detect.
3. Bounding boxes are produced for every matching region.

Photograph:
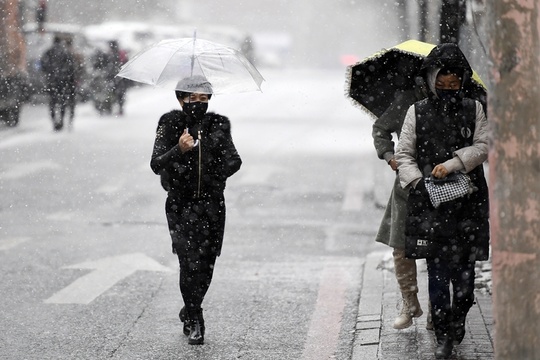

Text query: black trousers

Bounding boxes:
[427,254,476,341]
[165,194,225,317]
[48,84,76,128]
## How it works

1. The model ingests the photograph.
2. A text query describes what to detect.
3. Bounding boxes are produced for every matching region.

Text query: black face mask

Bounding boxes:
[436,89,460,103]
[183,101,208,119]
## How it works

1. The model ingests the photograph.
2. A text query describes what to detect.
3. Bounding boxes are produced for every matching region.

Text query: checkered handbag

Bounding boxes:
[424,172,473,208]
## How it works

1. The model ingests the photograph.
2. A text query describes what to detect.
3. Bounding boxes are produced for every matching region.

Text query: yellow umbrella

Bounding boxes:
[346,39,486,118]
[393,40,486,88]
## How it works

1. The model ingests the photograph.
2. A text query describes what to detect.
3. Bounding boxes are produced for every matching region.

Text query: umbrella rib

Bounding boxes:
[155,41,191,86]
[191,30,197,77]
[192,55,209,85]
[218,51,226,70]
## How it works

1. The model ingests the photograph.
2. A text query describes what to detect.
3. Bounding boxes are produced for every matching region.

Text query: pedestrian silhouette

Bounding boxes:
[396,43,489,359]
[150,76,242,345]
[41,35,77,131]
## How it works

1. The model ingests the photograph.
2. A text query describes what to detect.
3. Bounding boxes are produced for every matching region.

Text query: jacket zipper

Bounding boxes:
[197,130,202,198]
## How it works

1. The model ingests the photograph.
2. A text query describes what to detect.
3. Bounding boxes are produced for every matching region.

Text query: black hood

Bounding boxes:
[420,43,473,98]
[420,43,473,82]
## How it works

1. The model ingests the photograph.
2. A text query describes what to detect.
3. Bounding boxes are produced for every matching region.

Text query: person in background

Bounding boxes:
[64,36,84,129]
[41,35,76,131]
[372,81,432,331]
[108,40,129,115]
[150,75,242,345]
[395,43,489,359]
[240,35,255,65]
[36,0,47,32]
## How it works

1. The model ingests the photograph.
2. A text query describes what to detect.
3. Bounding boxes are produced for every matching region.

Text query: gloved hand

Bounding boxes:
[410,178,427,197]
[415,178,426,192]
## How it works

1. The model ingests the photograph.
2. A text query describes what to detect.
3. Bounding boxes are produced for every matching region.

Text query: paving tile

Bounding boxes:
[357,314,381,322]
[356,320,381,330]
[351,343,378,360]
[357,328,380,345]
[353,251,494,359]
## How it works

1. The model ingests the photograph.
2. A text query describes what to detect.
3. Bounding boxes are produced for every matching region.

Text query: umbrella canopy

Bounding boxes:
[117,37,264,95]
[346,40,486,118]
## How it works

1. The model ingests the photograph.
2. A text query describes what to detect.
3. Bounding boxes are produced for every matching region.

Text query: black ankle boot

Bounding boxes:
[187,308,205,345]
[178,307,189,336]
[435,337,453,359]
[452,317,466,345]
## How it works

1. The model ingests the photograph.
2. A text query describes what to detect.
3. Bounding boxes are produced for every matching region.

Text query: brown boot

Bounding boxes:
[393,249,423,329]
[426,299,434,330]
[394,292,423,329]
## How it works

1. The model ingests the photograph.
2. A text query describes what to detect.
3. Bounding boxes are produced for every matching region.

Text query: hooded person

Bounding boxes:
[372,78,431,331]
[150,75,242,345]
[395,43,489,359]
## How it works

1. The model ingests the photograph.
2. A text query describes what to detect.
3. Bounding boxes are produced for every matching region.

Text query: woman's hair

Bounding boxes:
[438,66,464,79]
[175,91,212,100]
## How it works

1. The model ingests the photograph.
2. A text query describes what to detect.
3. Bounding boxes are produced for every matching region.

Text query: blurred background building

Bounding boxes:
[16,0,487,73]
[16,0,408,68]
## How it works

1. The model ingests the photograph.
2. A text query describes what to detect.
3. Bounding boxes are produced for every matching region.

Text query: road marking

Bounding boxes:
[238,165,282,185]
[95,179,125,194]
[45,253,174,305]
[1,161,61,180]
[0,237,30,251]
[46,211,76,221]
[301,263,349,360]
[0,132,57,150]
[342,178,364,211]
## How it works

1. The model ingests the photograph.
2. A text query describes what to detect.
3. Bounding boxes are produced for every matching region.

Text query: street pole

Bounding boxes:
[487,1,540,359]
[395,0,409,41]
[418,0,428,42]
[439,0,466,43]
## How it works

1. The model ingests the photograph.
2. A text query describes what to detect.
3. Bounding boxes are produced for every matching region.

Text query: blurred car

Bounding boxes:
[84,21,253,61]
[84,21,156,58]
[23,22,94,103]
[249,32,292,68]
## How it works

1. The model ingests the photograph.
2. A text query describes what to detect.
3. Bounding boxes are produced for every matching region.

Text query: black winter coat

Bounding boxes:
[150,110,242,199]
[399,43,490,261]
[406,98,490,261]
[41,44,76,89]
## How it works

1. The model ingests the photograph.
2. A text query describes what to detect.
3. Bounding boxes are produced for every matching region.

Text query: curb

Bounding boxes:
[352,251,386,360]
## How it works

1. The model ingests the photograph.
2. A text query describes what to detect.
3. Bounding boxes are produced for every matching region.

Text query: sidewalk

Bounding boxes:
[352,251,494,360]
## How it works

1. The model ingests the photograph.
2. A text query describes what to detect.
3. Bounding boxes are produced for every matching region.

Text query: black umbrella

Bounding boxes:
[346,40,487,118]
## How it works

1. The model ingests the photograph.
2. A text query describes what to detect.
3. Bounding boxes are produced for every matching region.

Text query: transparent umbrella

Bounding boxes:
[116,35,264,94]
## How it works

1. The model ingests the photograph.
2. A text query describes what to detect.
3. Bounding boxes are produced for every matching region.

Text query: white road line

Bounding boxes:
[1,161,61,180]
[238,165,282,185]
[45,253,174,305]
[342,178,364,211]
[301,264,349,360]
[95,179,125,194]
[46,212,76,221]
[0,132,58,150]
[0,237,30,251]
